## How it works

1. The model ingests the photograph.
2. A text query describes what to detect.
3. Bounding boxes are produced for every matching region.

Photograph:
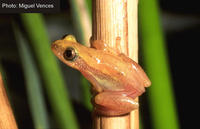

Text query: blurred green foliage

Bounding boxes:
[80,76,92,111]
[14,23,50,129]
[20,13,79,129]
[139,0,180,129]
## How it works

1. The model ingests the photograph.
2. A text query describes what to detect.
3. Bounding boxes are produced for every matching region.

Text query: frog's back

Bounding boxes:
[83,49,151,94]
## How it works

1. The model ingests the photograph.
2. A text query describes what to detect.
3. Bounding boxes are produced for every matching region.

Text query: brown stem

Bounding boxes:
[0,73,18,129]
[92,0,139,129]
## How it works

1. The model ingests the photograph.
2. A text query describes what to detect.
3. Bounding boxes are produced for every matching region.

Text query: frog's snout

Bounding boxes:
[51,42,59,51]
[51,41,63,57]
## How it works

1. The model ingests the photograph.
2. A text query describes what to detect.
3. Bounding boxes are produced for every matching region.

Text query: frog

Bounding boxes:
[51,35,151,116]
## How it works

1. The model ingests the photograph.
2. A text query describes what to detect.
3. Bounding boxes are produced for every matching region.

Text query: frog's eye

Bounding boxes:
[63,47,77,61]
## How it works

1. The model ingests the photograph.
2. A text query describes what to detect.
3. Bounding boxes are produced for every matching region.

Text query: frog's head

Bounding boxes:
[51,35,91,70]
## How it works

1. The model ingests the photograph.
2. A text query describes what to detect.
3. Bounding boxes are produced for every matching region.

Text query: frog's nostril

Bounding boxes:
[51,43,58,50]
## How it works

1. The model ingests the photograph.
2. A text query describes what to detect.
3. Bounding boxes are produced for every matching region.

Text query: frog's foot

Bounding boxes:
[90,36,127,55]
[90,38,120,55]
[93,92,138,116]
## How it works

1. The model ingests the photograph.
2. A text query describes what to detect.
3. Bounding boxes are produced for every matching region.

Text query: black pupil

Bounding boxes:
[64,47,76,61]
[66,49,72,58]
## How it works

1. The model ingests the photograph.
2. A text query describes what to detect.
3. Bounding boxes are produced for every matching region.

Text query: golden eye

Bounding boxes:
[63,47,77,61]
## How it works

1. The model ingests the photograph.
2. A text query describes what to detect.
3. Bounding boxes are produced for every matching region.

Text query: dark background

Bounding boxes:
[160,0,199,128]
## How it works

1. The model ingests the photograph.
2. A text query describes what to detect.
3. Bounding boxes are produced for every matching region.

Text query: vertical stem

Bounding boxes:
[92,0,139,129]
[0,73,18,129]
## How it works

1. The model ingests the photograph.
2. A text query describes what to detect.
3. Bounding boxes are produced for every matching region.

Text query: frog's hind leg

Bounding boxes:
[93,92,138,116]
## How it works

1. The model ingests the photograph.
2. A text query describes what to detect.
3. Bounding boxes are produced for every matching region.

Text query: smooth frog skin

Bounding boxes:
[51,35,151,116]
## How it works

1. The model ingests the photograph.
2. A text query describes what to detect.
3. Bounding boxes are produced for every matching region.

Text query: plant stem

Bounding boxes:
[92,0,139,129]
[0,72,18,129]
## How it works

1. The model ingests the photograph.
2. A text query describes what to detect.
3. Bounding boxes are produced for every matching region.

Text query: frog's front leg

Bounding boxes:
[93,91,138,116]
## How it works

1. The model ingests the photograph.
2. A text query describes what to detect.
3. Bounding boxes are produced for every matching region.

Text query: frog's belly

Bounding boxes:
[84,71,124,91]
[94,74,123,91]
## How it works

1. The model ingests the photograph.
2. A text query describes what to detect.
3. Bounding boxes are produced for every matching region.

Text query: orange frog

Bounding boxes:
[51,35,151,116]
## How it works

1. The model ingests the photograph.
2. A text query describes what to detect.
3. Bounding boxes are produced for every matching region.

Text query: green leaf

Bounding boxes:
[20,13,79,129]
[139,0,180,129]
[80,76,92,111]
[14,23,50,129]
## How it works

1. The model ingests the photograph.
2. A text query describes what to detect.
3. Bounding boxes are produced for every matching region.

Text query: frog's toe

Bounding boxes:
[94,106,130,116]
